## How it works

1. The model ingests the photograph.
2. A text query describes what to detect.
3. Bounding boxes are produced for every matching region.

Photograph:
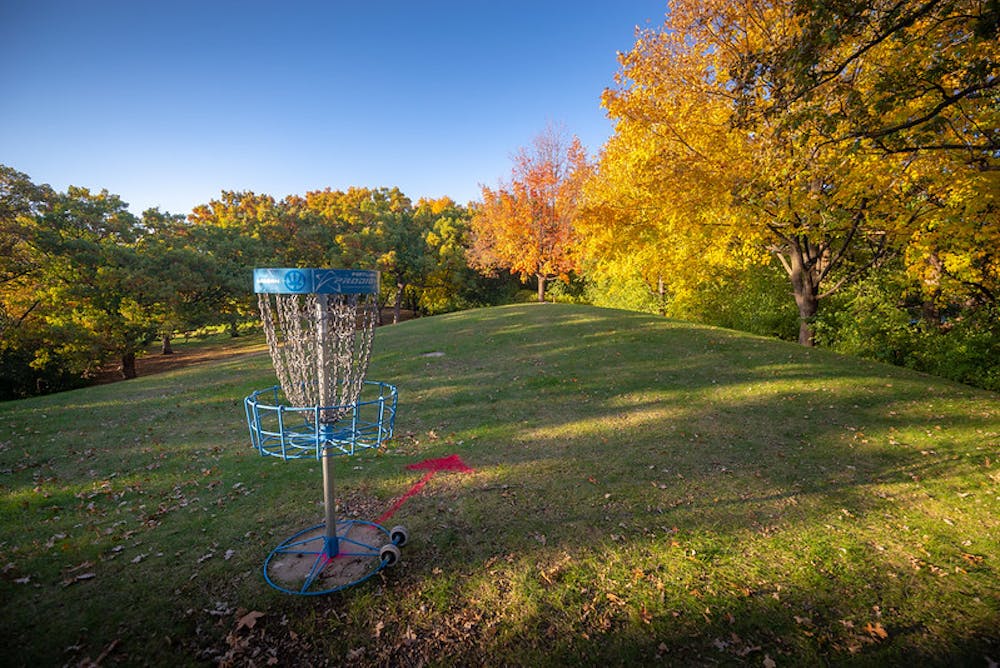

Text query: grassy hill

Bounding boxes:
[1,303,998,666]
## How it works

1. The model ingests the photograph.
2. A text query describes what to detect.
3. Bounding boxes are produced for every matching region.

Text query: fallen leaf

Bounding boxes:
[45,533,66,549]
[236,610,265,631]
[14,576,30,584]
[764,654,776,668]
[93,639,120,664]
[62,572,96,587]
[640,605,652,625]
[224,549,236,561]
[865,621,888,640]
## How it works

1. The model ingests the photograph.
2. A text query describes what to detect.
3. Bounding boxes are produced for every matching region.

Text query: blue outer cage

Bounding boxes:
[244,380,398,460]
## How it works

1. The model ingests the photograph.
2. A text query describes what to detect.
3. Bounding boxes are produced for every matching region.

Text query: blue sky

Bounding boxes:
[1,1,665,215]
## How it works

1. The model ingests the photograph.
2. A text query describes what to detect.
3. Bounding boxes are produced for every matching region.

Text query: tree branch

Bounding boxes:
[858,76,999,142]
[789,0,944,105]
[817,208,864,285]
[817,237,894,299]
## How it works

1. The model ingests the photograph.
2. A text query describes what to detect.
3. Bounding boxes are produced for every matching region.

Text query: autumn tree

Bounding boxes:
[138,208,230,353]
[582,0,996,344]
[727,0,1000,318]
[0,166,52,334]
[187,191,279,335]
[415,197,478,313]
[360,188,426,324]
[2,170,181,387]
[26,187,163,378]
[0,167,66,397]
[471,125,591,302]
[291,186,420,322]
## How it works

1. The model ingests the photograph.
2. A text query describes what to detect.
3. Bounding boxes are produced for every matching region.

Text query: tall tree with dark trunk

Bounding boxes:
[28,187,158,378]
[580,0,992,345]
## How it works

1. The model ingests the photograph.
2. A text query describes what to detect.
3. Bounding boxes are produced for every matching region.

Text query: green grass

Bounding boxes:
[1,303,998,666]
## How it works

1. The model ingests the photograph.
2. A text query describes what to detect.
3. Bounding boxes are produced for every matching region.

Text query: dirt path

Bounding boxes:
[92,310,416,384]
[91,338,269,384]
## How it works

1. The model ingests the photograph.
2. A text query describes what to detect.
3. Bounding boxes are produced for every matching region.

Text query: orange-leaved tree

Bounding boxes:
[470,125,591,302]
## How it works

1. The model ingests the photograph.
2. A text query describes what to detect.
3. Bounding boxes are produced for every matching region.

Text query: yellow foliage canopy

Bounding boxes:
[579,0,999,342]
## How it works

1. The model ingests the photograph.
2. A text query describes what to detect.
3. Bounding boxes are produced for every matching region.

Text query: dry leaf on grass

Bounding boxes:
[236,610,265,632]
[864,621,888,640]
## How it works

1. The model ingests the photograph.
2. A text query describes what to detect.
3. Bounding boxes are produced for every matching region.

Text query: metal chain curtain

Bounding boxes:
[258,291,378,423]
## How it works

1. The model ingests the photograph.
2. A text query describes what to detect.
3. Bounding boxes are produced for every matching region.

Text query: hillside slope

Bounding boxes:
[1,303,997,665]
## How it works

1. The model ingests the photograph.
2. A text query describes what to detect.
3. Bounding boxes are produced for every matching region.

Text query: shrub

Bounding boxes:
[670,262,799,341]
[816,275,1000,391]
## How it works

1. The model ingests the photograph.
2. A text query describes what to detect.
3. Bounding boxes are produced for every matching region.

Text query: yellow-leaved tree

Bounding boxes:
[580,0,999,344]
[730,0,1000,318]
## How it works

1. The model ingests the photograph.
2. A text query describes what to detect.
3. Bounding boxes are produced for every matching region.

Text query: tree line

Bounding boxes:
[3,0,997,398]
[0,170,518,399]
[469,0,999,391]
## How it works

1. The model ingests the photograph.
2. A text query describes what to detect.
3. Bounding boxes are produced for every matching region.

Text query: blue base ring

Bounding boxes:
[263,520,396,596]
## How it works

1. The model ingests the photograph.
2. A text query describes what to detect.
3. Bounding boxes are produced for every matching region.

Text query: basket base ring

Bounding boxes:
[263,520,403,595]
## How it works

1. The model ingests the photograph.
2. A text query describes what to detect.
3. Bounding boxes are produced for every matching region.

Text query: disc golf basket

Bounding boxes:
[244,268,405,595]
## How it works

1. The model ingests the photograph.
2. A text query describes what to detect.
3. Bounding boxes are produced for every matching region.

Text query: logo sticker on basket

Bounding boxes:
[283,270,307,292]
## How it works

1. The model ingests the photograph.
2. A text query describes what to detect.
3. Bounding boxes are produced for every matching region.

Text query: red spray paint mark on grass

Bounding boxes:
[376,454,473,524]
[406,454,474,474]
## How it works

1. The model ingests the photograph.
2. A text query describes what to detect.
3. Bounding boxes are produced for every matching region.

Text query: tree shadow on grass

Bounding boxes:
[338,305,1000,664]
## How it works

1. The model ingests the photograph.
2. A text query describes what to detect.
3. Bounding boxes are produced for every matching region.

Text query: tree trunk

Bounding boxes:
[161,333,173,355]
[795,290,819,346]
[537,274,546,302]
[121,351,137,379]
[657,275,666,315]
[229,318,240,338]
[393,282,405,324]
[788,246,820,346]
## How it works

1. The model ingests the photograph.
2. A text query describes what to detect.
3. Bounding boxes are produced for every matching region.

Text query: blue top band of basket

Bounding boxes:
[253,268,380,295]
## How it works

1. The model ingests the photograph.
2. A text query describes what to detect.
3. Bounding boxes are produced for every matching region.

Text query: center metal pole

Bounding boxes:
[316,294,339,558]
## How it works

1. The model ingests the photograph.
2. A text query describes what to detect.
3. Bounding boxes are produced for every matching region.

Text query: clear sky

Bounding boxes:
[1,1,666,216]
